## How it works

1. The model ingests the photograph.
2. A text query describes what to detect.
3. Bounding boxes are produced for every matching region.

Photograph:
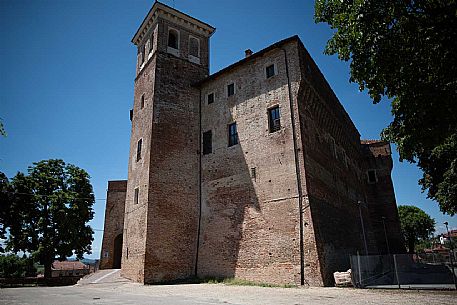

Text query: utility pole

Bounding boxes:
[381,216,390,255]
[444,222,456,290]
[357,201,368,255]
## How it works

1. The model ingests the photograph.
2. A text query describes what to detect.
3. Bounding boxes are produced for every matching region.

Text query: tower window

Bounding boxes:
[367,169,378,184]
[134,187,139,205]
[189,37,200,58]
[203,130,212,155]
[266,64,275,78]
[228,122,238,147]
[141,44,146,63]
[149,33,154,53]
[227,83,235,97]
[136,139,142,162]
[168,28,179,49]
[140,95,145,109]
[207,93,214,104]
[251,167,257,181]
[268,106,281,133]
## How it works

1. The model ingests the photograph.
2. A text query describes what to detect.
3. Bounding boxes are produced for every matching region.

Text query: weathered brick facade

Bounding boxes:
[100,180,127,269]
[100,2,404,286]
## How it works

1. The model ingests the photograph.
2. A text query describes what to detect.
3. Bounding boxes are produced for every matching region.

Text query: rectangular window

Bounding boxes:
[136,139,142,162]
[367,169,377,184]
[141,44,145,63]
[227,83,235,97]
[268,106,281,133]
[266,64,275,78]
[228,122,238,147]
[203,130,212,155]
[251,167,257,181]
[207,93,214,104]
[149,34,154,53]
[134,187,139,205]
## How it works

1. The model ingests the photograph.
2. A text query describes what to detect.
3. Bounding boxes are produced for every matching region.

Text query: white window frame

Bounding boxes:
[188,35,200,64]
[167,27,180,57]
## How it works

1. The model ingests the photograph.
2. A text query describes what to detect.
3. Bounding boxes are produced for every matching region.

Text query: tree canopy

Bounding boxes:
[398,205,435,253]
[1,159,95,278]
[314,0,457,215]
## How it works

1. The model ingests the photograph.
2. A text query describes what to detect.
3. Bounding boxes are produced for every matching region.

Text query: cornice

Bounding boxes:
[132,1,215,46]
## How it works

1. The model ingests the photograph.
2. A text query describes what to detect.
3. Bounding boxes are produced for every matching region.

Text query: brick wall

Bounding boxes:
[100,180,127,269]
[296,42,378,286]
[198,42,304,285]
[362,141,405,254]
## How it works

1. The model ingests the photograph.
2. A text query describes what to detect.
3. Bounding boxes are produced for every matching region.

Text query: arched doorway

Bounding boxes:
[113,233,123,269]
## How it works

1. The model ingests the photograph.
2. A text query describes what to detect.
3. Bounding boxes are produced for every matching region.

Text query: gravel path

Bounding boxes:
[1,281,456,305]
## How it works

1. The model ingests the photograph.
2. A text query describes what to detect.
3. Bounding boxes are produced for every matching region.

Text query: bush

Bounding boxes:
[0,254,36,278]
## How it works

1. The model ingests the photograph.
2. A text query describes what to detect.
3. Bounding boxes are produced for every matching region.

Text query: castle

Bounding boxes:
[100,2,404,286]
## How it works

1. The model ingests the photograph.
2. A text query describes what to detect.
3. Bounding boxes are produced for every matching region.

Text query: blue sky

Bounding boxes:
[0,0,455,259]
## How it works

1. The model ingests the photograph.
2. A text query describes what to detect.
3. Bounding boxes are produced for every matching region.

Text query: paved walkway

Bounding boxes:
[1,271,456,305]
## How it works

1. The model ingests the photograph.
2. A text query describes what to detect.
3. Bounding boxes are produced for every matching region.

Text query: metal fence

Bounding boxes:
[350,253,457,289]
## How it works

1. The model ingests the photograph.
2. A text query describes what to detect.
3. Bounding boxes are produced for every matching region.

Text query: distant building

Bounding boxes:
[100,2,404,286]
[51,261,89,278]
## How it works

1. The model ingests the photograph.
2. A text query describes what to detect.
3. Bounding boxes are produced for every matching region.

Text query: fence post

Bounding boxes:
[393,254,400,289]
[357,251,362,288]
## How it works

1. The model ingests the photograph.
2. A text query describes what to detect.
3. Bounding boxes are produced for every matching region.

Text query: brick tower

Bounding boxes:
[121,2,215,283]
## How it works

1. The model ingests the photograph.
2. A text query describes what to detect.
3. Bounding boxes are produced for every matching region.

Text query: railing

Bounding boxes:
[350,253,456,289]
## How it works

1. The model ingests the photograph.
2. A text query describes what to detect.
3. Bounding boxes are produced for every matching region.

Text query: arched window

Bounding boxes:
[189,37,199,58]
[168,29,179,49]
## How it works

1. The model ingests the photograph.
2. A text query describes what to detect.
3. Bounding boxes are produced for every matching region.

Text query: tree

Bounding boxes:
[0,254,36,278]
[0,172,13,253]
[398,205,435,253]
[314,1,457,215]
[4,159,94,278]
[0,119,6,137]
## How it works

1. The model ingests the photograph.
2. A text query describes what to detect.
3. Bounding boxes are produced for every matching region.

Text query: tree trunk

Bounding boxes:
[44,258,52,279]
[408,239,415,254]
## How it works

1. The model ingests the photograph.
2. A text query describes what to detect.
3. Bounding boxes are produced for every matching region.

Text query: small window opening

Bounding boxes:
[367,169,377,184]
[134,187,139,205]
[168,29,179,49]
[140,95,145,109]
[266,64,275,78]
[228,122,238,147]
[207,93,214,104]
[141,44,145,63]
[149,33,154,53]
[251,167,257,181]
[227,83,235,97]
[207,93,214,105]
[268,106,281,133]
[136,139,142,162]
[203,130,212,155]
[189,37,199,58]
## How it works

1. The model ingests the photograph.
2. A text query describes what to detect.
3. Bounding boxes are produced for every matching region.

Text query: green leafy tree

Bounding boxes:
[398,205,435,253]
[4,159,94,278]
[314,1,457,215]
[0,172,13,253]
[0,254,36,278]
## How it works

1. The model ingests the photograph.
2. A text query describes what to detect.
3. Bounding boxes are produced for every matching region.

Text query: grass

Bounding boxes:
[151,276,296,288]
